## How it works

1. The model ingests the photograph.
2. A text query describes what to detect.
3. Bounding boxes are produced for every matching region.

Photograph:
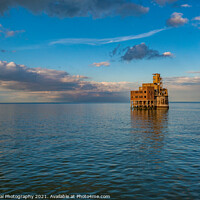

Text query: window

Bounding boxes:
[144,91,146,93]
[135,96,138,98]
[144,96,146,98]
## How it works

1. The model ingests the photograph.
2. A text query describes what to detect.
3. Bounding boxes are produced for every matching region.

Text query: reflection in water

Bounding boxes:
[131,109,169,134]
[130,109,169,152]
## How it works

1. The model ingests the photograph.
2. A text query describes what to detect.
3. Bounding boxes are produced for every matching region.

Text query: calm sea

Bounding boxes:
[0,103,199,200]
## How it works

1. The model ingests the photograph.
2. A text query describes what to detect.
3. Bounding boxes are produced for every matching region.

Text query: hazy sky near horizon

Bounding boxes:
[0,0,200,102]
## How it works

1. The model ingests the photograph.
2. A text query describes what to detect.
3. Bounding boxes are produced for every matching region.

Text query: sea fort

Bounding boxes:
[130,73,169,109]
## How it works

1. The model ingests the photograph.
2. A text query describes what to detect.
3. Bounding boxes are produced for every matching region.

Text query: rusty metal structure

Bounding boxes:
[130,73,169,109]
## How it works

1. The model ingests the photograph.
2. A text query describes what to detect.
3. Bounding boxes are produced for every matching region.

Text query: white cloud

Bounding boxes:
[162,52,174,57]
[192,16,200,29]
[181,4,192,8]
[0,24,25,38]
[166,12,188,27]
[50,28,167,46]
[92,62,110,67]
[193,16,200,21]
[155,0,178,6]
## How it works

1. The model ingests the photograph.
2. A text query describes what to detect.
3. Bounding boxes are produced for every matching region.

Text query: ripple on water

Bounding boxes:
[0,103,200,199]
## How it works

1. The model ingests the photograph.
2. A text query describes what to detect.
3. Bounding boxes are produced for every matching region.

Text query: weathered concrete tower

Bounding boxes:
[153,73,169,108]
[130,73,169,109]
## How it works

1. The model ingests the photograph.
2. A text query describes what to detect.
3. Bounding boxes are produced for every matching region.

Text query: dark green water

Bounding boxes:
[0,103,199,199]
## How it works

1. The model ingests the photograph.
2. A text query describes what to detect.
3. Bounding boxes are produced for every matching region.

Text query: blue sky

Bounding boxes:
[0,0,200,102]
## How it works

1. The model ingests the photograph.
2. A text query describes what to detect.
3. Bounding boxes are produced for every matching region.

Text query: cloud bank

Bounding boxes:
[164,76,200,102]
[166,12,188,27]
[0,61,199,102]
[0,61,94,92]
[0,0,149,18]
[0,60,137,102]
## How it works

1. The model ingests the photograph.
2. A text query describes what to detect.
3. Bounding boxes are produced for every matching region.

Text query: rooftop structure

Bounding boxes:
[130,73,169,109]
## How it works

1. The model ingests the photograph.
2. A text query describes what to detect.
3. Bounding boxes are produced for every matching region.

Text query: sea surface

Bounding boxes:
[0,103,200,200]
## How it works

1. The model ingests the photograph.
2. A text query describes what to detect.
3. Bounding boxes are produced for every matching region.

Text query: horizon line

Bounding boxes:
[0,101,199,104]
